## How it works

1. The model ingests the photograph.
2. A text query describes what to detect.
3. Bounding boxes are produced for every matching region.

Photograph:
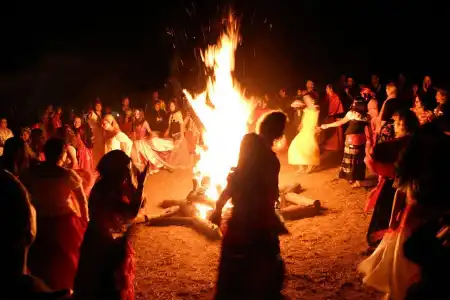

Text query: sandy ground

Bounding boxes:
[134,151,382,300]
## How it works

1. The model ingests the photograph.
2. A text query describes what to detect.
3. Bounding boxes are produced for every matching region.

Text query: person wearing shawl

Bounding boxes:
[321,84,345,151]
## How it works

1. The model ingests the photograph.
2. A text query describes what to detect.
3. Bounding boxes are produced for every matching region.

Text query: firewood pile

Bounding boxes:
[137,179,322,240]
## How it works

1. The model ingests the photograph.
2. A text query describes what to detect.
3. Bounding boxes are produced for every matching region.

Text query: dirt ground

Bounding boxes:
[135,151,382,300]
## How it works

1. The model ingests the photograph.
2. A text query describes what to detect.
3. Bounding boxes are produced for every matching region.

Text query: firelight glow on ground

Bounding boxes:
[184,14,254,218]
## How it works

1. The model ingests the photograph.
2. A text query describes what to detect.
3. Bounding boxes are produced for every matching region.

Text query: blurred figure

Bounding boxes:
[74,150,148,300]
[322,84,345,151]
[88,99,105,168]
[411,95,434,125]
[22,137,88,291]
[0,117,14,156]
[418,75,437,110]
[434,88,448,117]
[288,93,320,173]
[211,111,287,300]
[165,100,191,169]
[1,137,36,178]
[370,74,386,106]
[0,170,71,299]
[102,114,133,157]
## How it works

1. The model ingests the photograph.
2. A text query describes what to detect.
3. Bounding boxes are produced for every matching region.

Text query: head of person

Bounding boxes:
[256,111,287,145]
[20,127,31,142]
[360,87,375,101]
[303,93,317,108]
[97,150,131,183]
[133,109,145,123]
[436,88,448,105]
[306,80,315,91]
[122,97,130,108]
[351,97,368,115]
[102,114,120,133]
[56,107,62,114]
[393,109,420,138]
[94,100,102,113]
[423,75,432,88]
[169,99,179,113]
[0,170,36,275]
[325,84,335,96]
[414,95,427,110]
[0,118,7,129]
[346,77,355,87]
[279,89,287,98]
[371,74,380,86]
[152,91,159,101]
[73,116,83,129]
[43,137,67,166]
[3,137,33,176]
[386,82,397,98]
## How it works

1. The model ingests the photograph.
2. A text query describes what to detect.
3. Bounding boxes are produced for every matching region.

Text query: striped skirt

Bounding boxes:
[339,140,366,181]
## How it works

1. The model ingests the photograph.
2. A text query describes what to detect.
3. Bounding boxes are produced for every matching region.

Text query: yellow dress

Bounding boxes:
[288,107,320,166]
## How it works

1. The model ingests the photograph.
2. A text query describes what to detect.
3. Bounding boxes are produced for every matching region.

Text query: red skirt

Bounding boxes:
[28,214,85,290]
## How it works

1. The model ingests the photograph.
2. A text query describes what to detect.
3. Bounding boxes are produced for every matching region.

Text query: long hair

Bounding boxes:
[103,114,121,139]
[132,109,146,132]
[2,137,34,176]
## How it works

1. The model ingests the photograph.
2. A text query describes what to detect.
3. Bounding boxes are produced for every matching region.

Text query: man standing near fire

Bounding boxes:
[210,111,288,300]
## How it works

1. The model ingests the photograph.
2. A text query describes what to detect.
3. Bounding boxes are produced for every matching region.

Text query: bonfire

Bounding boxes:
[143,14,322,239]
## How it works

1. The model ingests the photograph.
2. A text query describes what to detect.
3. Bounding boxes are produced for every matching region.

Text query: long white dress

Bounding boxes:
[0,128,14,156]
[288,107,320,166]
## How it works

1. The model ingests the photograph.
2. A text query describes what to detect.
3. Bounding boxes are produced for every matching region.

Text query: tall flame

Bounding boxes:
[184,15,253,214]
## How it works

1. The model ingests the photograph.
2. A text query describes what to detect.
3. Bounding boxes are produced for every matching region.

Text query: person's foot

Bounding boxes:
[295,166,305,175]
[304,165,314,174]
[352,181,361,188]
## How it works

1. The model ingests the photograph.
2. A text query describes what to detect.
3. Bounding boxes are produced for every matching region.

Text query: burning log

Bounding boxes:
[191,216,222,240]
[159,199,188,209]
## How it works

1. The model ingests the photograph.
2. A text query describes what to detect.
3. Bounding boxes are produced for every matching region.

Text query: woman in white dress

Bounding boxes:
[288,94,320,173]
[130,109,174,174]
[101,114,133,157]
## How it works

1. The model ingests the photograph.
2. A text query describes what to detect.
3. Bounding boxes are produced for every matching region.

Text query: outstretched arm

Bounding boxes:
[321,116,349,129]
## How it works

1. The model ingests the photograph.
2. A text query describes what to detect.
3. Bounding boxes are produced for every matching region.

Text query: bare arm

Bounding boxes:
[73,187,89,223]
[67,145,79,169]
[322,116,349,129]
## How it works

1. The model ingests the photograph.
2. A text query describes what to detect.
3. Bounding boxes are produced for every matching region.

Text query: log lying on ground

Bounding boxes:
[143,206,182,224]
[191,216,223,240]
[159,199,188,209]
[279,183,303,195]
[279,193,321,220]
[147,216,193,227]
[284,193,321,210]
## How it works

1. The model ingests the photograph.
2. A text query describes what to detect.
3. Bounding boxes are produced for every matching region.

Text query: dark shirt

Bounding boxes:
[380,98,408,122]
[148,109,168,133]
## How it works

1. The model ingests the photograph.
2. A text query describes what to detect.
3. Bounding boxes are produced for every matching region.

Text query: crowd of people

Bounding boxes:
[1,72,450,299]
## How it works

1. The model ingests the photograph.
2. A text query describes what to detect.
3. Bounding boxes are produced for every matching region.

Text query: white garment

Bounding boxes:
[105,131,133,157]
[0,128,14,156]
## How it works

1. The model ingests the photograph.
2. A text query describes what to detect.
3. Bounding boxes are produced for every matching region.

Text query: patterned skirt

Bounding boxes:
[339,137,366,181]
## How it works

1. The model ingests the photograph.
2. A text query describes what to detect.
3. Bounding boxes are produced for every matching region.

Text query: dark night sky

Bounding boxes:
[0,0,448,117]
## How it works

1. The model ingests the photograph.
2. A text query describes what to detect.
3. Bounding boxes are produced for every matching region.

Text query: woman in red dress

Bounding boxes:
[74,150,148,300]
[322,84,345,151]
[22,137,88,291]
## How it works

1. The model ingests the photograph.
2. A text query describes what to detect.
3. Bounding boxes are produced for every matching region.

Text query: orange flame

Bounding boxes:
[184,15,253,217]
